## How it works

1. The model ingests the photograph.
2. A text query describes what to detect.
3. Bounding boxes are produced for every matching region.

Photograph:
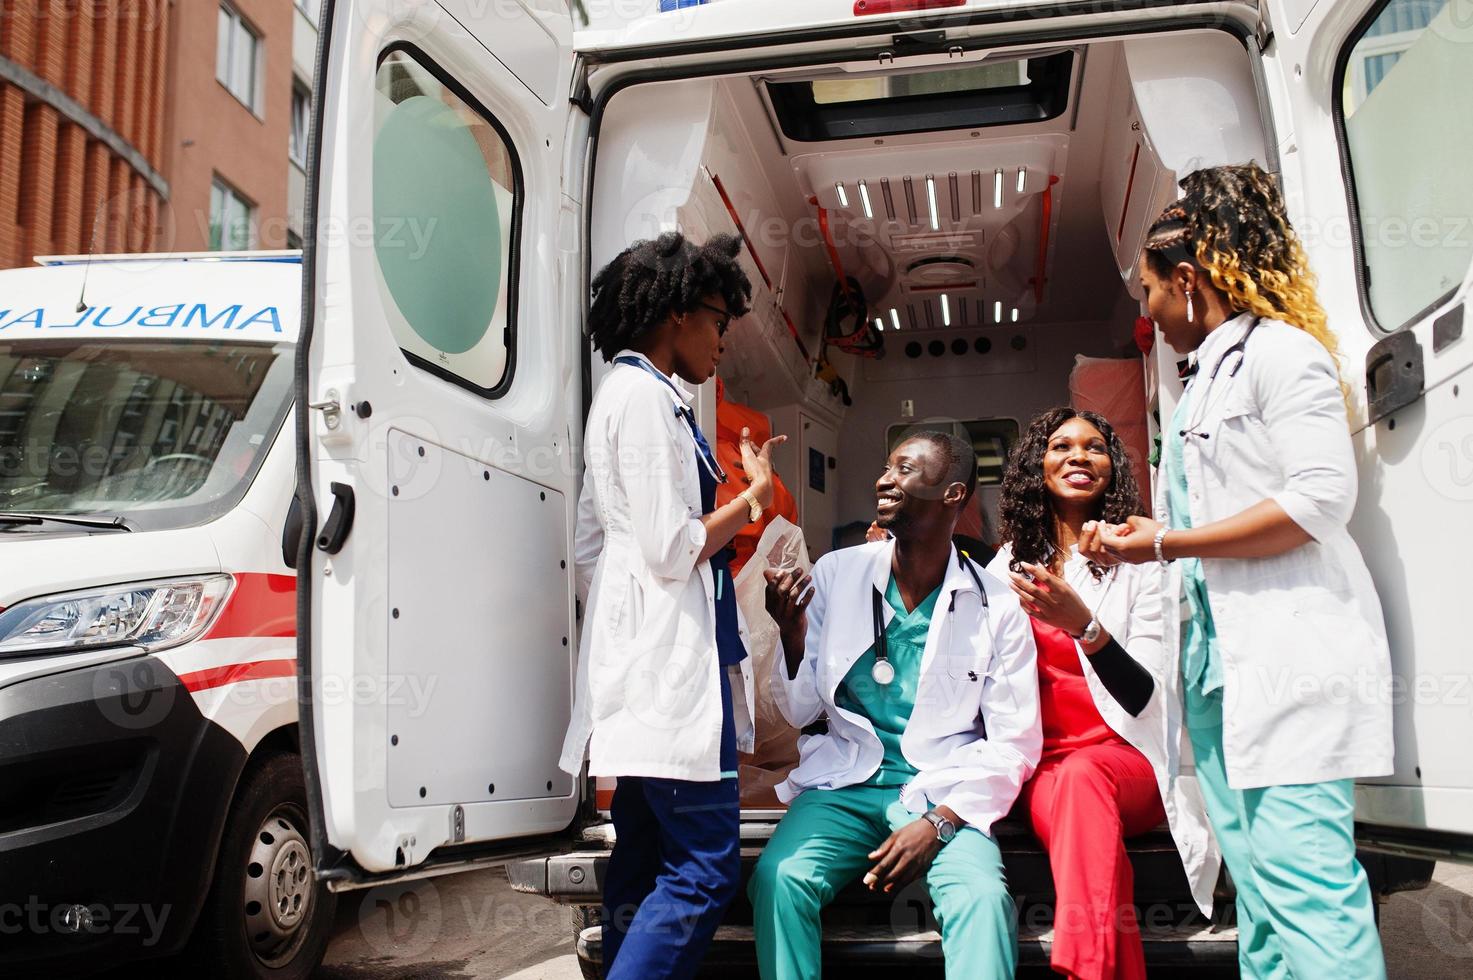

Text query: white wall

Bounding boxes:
[827,320,1132,540]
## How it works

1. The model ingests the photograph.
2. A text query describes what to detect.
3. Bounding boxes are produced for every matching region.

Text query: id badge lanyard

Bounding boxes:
[870,553,990,686]
[613,355,727,485]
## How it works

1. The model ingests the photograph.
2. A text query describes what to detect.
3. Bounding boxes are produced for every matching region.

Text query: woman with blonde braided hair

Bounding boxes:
[1088,163,1393,979]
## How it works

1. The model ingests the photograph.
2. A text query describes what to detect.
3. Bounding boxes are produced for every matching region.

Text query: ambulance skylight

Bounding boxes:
[766,51,1073,142]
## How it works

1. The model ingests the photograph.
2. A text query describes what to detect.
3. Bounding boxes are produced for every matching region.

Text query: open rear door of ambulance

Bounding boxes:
[1258,0,1473,860]
[297,0,583,887]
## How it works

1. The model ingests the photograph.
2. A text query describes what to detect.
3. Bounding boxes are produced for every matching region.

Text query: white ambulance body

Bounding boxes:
[298,0,1470,970]
[0,254,333,977]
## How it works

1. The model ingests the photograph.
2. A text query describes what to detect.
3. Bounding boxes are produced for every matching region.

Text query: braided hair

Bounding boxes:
[998,407,1144,580]
[588,232,753,361]
[1142,163,1348,401]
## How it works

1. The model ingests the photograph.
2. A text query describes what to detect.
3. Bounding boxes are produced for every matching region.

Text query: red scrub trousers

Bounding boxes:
[1016,620,1166,980]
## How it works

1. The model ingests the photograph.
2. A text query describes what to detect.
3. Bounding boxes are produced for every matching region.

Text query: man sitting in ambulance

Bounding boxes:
[752,431,1041,979]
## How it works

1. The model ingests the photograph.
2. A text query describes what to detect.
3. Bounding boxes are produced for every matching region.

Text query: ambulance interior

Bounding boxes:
[588,30,1271,805]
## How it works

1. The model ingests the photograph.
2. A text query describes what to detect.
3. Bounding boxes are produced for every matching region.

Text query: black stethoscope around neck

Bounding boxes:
[1179,315,1262,441]
[869,551,989,686]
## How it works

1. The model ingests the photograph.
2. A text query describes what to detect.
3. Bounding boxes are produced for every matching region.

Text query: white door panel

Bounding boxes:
[303,0,578,880]
[1261,0,1473,843]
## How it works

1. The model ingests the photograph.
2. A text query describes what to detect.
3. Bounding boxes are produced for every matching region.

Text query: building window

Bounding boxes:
[210,179,256,251]
[217,3,262,113]
[1337,0,1470,331]
[290,81,311,167]
[373,47,522,397]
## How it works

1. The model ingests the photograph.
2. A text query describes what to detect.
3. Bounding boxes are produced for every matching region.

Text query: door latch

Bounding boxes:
[309,389,342,431]
[1365,330,1424,425]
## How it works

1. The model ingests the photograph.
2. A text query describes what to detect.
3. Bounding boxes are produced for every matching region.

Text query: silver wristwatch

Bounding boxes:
[1071,617,1102,644]
[922,811,957,844]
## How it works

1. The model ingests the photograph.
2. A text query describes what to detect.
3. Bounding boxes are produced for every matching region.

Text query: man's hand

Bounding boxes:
[863,819,943,894]
[763,568,813,678]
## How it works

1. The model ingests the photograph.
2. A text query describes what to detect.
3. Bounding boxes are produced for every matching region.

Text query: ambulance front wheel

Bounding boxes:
[189,750,338,979]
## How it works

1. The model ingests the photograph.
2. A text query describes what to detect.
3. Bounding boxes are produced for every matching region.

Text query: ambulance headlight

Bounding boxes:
[0,575,235,657]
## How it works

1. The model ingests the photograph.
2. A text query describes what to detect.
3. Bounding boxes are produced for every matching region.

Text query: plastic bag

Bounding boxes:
[732,516,809,807]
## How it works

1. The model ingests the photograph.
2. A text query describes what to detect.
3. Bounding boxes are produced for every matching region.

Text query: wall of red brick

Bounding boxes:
[0,0,171,268]
[163,0,295,252]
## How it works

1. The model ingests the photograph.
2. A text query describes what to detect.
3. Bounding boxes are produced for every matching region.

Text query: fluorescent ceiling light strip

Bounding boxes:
[890,308,901,331]
[994,300,1003,322]
[1012,307,1019,322]
[836,182,849,207]
[858,180,873,219]
[874,316,885,332]
[941,293,951,327]
[926,175,940,231]
[994,169,1004,208]
[1016,167,1026,194]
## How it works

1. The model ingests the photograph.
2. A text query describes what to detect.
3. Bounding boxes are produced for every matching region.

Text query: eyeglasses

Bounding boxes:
[694,301,732,335]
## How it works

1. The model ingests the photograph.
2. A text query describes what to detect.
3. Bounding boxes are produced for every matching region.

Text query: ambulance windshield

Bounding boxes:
[0,339,292,532]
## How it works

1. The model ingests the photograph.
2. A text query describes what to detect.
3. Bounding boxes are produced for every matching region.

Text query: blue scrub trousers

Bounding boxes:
[601,668,741,979]
[1186,685,1386,979]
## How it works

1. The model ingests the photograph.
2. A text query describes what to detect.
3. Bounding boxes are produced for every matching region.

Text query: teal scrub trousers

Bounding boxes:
[1186,685,1387,979]
[748,784,1017,980]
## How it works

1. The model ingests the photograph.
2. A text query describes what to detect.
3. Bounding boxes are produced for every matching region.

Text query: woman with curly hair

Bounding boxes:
[1094,163,1392,979]
[989,408,1218,980]
[558,231,786,979]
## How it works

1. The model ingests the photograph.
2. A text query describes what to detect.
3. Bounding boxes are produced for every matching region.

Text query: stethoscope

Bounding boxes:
[869,551,989,686]
[614,355,727,485]
[1178,315,1262,441]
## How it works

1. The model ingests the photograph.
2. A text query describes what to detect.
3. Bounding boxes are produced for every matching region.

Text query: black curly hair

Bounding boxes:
[588,232,753,362]
[998,407,1144,580]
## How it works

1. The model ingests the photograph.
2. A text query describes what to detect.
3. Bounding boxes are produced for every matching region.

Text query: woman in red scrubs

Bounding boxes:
[989,408,1218,980]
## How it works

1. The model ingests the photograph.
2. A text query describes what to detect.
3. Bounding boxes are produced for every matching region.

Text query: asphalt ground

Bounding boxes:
[85,860,1473,978]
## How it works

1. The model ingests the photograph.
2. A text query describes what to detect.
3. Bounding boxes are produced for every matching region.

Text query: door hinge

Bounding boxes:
[1256,0,1275,52]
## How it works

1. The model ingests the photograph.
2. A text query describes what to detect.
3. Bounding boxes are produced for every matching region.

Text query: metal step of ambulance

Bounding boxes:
[509,817,1204,922]
[573,920,1240,974]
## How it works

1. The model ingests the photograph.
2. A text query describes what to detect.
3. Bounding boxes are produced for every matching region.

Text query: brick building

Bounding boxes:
[0,0,318,269]
[0,0,170,267]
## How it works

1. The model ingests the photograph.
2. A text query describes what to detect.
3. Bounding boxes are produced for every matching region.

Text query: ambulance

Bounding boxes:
[296,0,1469,972]
[0,253,333,978]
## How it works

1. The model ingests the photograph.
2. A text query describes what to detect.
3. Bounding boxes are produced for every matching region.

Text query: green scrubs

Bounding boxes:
[1167,390,1385,980]
[749,577,1017,980]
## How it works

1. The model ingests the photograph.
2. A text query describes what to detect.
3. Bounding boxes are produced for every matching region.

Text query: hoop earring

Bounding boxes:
[1185,291,1195,324]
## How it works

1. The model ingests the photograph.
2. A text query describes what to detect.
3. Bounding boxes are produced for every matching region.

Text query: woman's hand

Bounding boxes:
[1077,520,1120,568]
[865,521,890,543]
[864,819,943,893]
[740,426,787,509]
[1009,562,1093,636]
[1098,515,1166,565]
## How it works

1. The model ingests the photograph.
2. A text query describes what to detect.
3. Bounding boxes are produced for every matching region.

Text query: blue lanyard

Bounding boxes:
[614,356,727,485]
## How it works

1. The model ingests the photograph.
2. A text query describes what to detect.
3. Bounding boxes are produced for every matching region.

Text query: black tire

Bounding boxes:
[185,751,337,980]
[572,905,602,980]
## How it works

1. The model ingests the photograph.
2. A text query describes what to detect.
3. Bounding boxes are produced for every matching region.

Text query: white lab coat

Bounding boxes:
[1160,313,1394,789]
[559,351,755,782]
[988,544,1220,915]
[771,540,1042,834]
